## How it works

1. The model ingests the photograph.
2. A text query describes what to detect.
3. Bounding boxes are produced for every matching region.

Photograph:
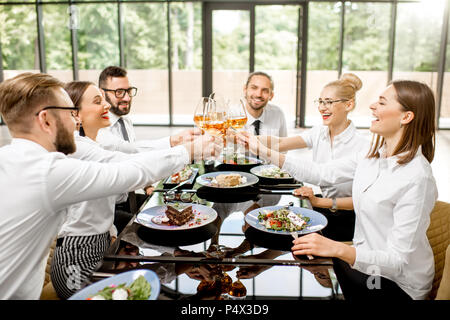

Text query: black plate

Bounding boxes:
[250,164,296,185]
[136,219,219,247]
[244,226,295,251]
[163,167,199,189]
[196,186,260,203]
[215,156,264,173]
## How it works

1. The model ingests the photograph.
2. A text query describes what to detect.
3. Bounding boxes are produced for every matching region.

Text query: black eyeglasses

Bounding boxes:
[35,106,79,118]
[314,99,349,107]
[102,87,138,98]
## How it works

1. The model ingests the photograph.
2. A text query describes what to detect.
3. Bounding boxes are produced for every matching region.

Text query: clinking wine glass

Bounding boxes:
[226,97,248,159]
[194,97,212,134]
[204,93,229,162]
[227,97,247,130]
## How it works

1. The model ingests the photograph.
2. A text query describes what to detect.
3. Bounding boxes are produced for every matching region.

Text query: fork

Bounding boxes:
[291,231,313,260]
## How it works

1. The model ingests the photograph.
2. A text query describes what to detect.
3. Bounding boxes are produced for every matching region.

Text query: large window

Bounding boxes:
[1,1,450,129]
[255,5,299,128]
[342,1,391,127]
[211,9,250,101]
[123,2,169,125]
[171,2,202,125]
[77,3,120,88]
[306,1,341,127]
[393,1,445,98]
[442,13,450,129]
[43,4,73,83]
[0,5,39,80]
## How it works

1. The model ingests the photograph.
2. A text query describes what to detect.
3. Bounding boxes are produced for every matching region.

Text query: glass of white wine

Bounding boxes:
[204,93,229,163]
[193,97,211,134]
[226,97,248,161]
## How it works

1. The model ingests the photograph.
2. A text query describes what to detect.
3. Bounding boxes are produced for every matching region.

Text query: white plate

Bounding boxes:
[245,205,328,236]
[136,203,217,231]
[68,269,160,300]
[250,164,292,180]
[196,171,259,189]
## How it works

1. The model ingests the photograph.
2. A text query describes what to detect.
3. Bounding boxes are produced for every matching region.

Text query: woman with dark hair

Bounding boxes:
[50,82,205,298]
[239,80,437,300]
[50,81,131,299]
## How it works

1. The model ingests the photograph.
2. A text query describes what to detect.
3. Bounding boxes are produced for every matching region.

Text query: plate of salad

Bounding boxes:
[245,206,328,236]
[250,164,296,184]
[250,164,291,179]
[68,269,160,300]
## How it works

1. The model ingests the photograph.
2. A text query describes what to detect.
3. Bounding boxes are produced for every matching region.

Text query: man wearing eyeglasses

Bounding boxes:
[97,66,198,151]
[0,72,221,299]
[97,66,205,232]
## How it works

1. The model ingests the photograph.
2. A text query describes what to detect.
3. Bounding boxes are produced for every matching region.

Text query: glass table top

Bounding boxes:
[96,162,341,300]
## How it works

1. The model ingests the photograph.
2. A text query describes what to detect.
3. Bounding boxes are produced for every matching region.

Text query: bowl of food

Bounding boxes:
[196,171,259,189]
[215,153,264,172]
[245,205,328,236]
[163,166,199,189]
[68,270,160,300]
[250,164,295,185]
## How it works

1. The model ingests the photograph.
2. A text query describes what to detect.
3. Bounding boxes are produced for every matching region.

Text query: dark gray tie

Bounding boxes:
[253,120,261,135]
[118,117,130,142]
[117,118,137,214]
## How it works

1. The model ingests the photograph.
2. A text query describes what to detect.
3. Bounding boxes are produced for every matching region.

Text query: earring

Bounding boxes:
[79,122,86,137]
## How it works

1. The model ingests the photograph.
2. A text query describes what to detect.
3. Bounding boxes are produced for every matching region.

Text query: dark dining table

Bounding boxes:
[94,161,342,300]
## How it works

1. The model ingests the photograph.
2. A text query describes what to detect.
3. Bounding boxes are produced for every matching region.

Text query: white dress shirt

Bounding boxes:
[58,134,131,238]
[244,103,287,137]
[282,146,437,300]
[97,112,171,152]
[299,122,370,198]
[0,138,189,299]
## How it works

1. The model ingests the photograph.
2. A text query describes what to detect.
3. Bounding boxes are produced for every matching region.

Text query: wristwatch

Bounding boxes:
[330,198,338,213]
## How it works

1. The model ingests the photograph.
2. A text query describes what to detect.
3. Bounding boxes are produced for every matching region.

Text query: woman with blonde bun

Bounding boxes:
[256,73,368,241]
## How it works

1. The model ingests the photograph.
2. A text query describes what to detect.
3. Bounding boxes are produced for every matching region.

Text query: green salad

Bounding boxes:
[258,208,310,232]
[87,275,151,300]
[258,166,291,178]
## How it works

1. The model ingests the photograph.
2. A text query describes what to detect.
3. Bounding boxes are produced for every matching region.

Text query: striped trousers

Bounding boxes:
[50,232,110,299]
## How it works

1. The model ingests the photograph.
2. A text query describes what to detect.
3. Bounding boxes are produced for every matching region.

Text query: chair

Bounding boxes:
[436,244,450,300]
[426,201,450,300]
[40,239,60,300]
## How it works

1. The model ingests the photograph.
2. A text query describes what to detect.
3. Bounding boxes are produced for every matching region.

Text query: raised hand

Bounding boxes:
[183,134,223,162]
[170,128,203,147]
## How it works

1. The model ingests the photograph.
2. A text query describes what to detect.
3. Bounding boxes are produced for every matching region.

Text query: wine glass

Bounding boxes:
[226,97,248,160]
[227,97,247,130]
[203,97,228,138]
[203,94,229,163]
[193,97,211,134]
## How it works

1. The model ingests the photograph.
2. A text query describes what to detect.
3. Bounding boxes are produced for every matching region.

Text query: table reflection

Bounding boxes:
[96,169,340,300]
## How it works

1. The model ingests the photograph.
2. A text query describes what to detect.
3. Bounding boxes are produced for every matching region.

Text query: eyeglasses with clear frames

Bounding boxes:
[314,99,349,108]
[102,87,138,99]
[35,106,79,118]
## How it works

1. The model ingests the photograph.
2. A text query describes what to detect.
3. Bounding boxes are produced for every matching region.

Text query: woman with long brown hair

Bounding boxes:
[239,80,437,300]
[258,73,368,241]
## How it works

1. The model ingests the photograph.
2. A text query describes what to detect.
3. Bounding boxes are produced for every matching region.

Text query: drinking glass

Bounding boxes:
[227,97,247,130]
[193,97,211,134]
[204,93,228,162]
[226,97,247,159]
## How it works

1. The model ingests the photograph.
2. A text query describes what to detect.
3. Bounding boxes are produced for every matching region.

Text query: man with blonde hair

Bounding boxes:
[0,72,220,299]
